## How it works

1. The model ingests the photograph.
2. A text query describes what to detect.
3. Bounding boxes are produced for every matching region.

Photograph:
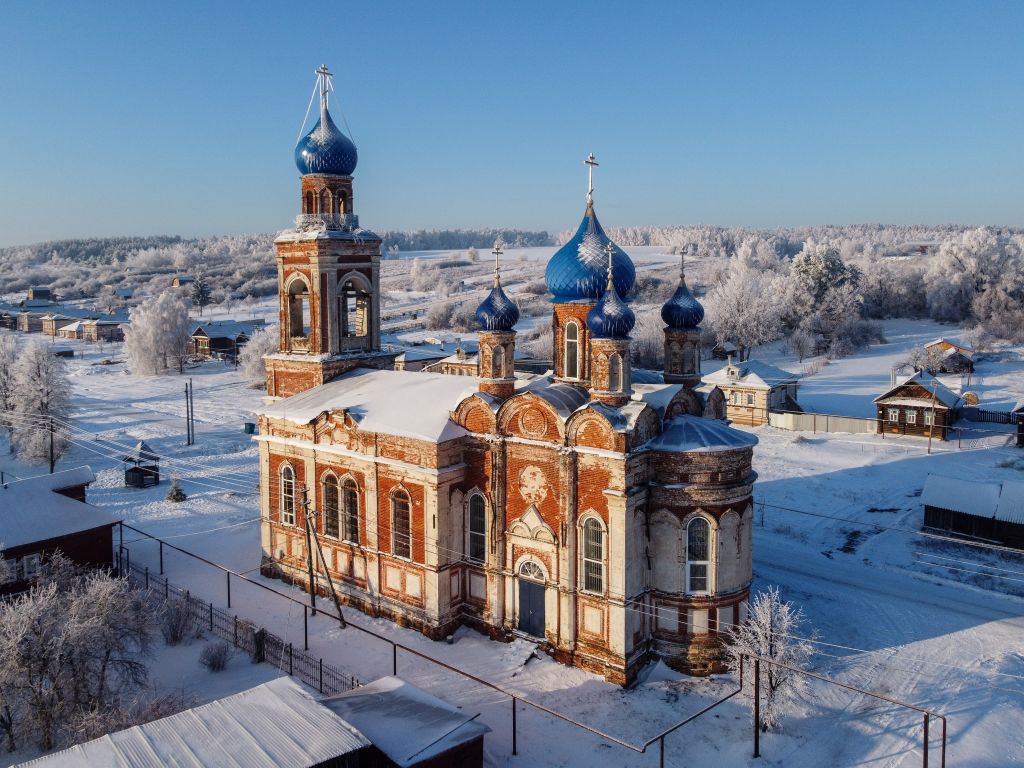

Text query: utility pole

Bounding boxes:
[189,378,195,444]
[301,485,317,615]
[48,418,55,474]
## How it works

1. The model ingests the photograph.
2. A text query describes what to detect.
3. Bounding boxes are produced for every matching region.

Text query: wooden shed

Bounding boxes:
[922,474,1024,548]
[123,440,160,488]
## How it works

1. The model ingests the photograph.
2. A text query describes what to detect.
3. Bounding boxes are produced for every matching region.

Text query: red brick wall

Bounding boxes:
[377,477,426,563]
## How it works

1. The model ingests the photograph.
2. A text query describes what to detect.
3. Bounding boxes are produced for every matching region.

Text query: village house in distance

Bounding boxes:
[256,67,758,684]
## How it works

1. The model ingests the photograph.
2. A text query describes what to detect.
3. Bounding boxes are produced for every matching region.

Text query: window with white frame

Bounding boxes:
[686,518,710,594]
[322,474,340,538]
[924,410,934,426]
[906,410,917,425]
[280,464,296,526]
[468,494,486,563]
[392,489,412,559]
[887,408,900,423]
[746,393,754,405]
[581,518,605,593]
[564,321,580,379]
[342,478,359,543]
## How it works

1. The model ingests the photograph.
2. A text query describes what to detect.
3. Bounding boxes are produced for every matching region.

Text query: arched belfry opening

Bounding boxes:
[339,274,372,348]
[287,279,311,349]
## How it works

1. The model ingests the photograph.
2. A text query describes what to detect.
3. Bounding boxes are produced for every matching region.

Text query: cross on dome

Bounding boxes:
[492,242,504,287]
[605,241,615,288]
[585,153,599,205]
[316,64,332,117]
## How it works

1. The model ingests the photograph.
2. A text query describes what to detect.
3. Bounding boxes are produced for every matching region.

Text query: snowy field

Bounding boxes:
[1,307,1023,766]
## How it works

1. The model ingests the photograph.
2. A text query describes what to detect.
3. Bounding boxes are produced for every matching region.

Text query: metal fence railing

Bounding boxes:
[123,561,360,696]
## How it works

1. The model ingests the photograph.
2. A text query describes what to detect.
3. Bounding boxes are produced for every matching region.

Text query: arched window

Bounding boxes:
[564,321,580,379]
[280,464,296,526]
[322,474,340,538]
[342,478,359,543]
[520,560,545,581]
[468,494,486,563]
[491,345,505,378]
[303,191,314,214]
[581,518,605,593]
[392,489,411,559]
[686,518,710,594]
[608,353,623,392]
[339,278,370,339]
[319,189,331,215]
[287,280,310,339]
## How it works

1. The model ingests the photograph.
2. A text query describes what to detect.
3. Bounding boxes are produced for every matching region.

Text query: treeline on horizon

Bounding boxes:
[0,223,1019,306]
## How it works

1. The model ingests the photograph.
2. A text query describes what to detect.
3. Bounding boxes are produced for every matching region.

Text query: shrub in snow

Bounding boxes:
[199,641,232,672]
[424,303,453,330]
[726,585,815,732]
[10,341,70,465]
[238,326,278,387]
[0,335,20,450]
[166,479,187,503]
[160,598,194,646]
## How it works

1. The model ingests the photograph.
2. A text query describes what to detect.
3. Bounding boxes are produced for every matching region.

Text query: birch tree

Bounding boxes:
[11,341,70,465]
[0,335,18,451]
[124,293,192,375]
[727,586,815,732]
[238,326,278,386]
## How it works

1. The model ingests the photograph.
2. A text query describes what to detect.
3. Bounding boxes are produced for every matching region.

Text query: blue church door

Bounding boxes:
[518,578,546,638]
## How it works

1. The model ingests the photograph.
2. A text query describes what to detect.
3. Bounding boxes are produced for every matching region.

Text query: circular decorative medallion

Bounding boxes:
[519,408,547,438]
[518,466,549,505]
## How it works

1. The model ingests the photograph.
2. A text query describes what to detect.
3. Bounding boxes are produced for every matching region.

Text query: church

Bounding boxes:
[256,67,757,684]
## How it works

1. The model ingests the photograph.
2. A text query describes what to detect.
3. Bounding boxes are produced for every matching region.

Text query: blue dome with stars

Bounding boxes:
[475,282,520,332]
[661,275,704,329]
[295,109,358,176]
[545,203,635,303]
[587,284,635,339]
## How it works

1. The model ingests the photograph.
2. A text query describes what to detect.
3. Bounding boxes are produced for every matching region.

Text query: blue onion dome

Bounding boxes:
[294,109,358,176]
[587,283,635,339]
[545,202,636,302]
[661,274,704,329]
[475,281,520,332]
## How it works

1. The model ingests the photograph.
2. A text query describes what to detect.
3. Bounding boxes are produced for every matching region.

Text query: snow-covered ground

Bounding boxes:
[1,309,1023,766]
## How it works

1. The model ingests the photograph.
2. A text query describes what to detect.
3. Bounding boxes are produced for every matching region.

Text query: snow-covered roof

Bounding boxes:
[921,474,1001,519]
[0,467,119,550]
[631,368,666,385]
[57,321,86,332]
[925,338,974,357]
[996,481,1024,525]
[190,319,263,339]
[631,382,683,418]
[874,370,960,408]
[323,676,490,768]
[647,415,758,453]
[123,440,159,465]
[702,360,799,390]
[518,377,591,418]
[258,368,475,442]
[20,677,371,768]
[393,347,450,363]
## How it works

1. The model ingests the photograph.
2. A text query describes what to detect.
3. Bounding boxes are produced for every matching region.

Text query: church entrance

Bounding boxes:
[517,561,546,638]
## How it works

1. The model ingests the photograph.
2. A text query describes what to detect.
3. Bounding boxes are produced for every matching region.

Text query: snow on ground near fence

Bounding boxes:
[2,322,1024,765]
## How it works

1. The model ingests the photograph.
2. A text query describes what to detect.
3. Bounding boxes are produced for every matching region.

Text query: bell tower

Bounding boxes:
[266,66,395,398]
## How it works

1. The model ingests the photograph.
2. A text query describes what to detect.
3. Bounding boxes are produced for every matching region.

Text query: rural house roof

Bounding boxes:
[190,319,264,340]
[702,359,799,390]
[874,370,961,409]
[922,475,1024,524]
[0,467,119,549]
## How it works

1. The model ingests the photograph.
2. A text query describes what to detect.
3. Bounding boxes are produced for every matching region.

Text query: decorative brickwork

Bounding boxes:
[663,327,702,388]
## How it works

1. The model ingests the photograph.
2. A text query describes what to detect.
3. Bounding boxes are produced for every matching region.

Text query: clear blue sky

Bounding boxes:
[1,1,1021,247]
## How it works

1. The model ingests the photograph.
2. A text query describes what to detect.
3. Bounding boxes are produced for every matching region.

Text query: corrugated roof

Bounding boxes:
[996,481,1024,524]
[20,677,371,768]
[323,676,490,768]
[921,474,1001,519]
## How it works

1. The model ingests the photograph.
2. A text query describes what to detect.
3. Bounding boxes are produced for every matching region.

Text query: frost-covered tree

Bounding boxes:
[11,342,70,466]
[727,586,815,732]
[124,293,192,375]
[238,326,278,387]
[190,274,212,316]
[0,336,18,451]
[786,329,814,363]
[704,267,785,361]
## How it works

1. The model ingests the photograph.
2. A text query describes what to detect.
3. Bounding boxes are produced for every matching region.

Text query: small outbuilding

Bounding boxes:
[924,338,975,374]
[0,467,119,595]
[922,474,1024,548]
[123,440,160,488]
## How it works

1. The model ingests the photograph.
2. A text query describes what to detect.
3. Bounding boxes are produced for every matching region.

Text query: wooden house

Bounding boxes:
[700,358,800,426]
[17,312,44,333]
[189,319,265,360]
[26,286,52,302]
[1015,403,1024,448]
[83,319,126,342]
[922,474,1024,548]
[392,347,450,372]
[711,341,738,360]
[924,338,975,374]
[0,467,119,595]
[171,274,194,288]
[57,320,86,340]
[874,371,960,440]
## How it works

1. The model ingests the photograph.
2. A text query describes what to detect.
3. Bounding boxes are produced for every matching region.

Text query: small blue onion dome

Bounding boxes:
[545,203,635,302]
[587,284,635,339]
[661,276,704,329]
[475,282,520,332]
[295,109,358,176]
